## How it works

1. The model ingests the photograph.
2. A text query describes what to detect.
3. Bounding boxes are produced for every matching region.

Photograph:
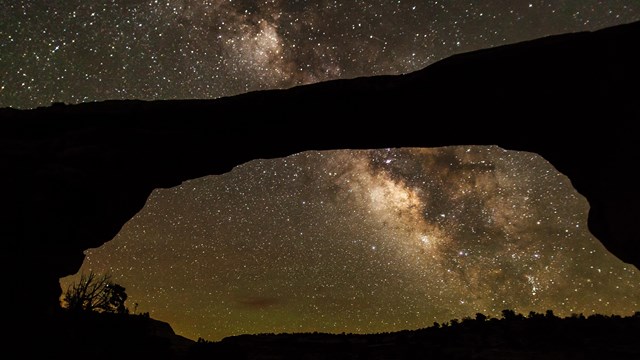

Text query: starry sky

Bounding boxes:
[8,0,637,342]
[1,1,639,109]
[61,147,640,341]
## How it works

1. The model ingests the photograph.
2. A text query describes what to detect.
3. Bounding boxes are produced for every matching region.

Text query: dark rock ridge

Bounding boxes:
[1,21,639,327]
[25,311,194,359]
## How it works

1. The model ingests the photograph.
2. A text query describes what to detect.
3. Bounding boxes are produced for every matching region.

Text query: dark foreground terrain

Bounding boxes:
[27,311,193,359]
[187,312,640,360]
[29,310,640,359]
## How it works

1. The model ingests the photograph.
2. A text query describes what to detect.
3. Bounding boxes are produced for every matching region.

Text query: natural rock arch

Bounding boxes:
[0,21,638,323]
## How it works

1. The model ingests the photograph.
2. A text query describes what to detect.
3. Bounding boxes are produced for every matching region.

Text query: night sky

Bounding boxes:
[7,0,638,342]
[1,1,639,109]
[62,148,640,341]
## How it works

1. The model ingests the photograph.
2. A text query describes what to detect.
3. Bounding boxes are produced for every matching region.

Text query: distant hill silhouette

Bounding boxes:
[1,20,639,355]
[188,312,640,360]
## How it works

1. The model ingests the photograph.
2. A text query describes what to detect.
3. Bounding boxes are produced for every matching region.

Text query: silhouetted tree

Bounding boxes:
[106,283,128,314]
[63,271,128,314]
[528,311,543,319]
[545,309,556,319]
[501,309,517,320]
[475,313,487,322]
[570,313,585,320]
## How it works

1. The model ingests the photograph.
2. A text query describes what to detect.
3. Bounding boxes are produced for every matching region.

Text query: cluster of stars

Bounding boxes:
[1,1,638,108]
[61,147,640,341]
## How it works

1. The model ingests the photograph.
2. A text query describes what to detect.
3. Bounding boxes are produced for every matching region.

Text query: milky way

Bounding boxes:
[61,147,640,341]
[1,1,639,108]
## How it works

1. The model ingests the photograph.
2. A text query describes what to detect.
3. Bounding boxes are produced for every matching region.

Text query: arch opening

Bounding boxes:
[60,146,640,341]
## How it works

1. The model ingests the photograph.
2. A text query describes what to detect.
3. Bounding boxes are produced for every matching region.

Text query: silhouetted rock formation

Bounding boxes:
[26,311,193,360]
[0,20,638,334]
